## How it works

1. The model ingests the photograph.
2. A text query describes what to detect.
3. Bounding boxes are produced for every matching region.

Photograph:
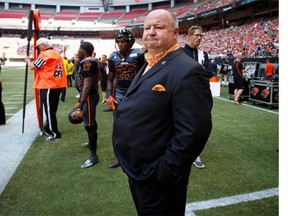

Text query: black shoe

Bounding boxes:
[41,129,51,136]
[81,157,99,169]
[108,161,120,168]
[81,142,90,148]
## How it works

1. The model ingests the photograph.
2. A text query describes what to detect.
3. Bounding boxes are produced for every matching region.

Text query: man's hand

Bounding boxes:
[24,56,32,64]
[24,56,35,70]
[107,96,118,111]
[74,102,80,109]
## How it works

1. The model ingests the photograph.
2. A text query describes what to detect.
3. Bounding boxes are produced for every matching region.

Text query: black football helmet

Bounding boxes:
[68,107,83,124]
[115,29,135,47]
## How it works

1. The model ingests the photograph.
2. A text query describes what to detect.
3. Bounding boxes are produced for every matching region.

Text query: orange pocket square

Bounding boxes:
[151,84,166,92]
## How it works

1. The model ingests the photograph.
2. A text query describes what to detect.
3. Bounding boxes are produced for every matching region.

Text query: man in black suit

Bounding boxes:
[182,25,213,169]
[112,9,212,215]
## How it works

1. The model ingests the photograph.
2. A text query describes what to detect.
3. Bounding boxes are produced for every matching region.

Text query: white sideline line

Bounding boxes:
[214,97,279,115]
[0,100,39,195]
[185,188,279,216]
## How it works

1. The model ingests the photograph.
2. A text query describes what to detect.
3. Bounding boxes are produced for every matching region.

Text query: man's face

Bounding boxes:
[101,55,107,63]
[188,29,203,48]
[116,39,131,53]
[37,44,46,53]
[77,47,85,60]
[142,10,178,55]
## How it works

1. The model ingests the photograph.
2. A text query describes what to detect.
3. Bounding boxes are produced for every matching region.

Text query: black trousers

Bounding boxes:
[128,167,192,216]
[41,88,62,137]
[60,87,66,102]
[0,81,6,125]
[0,101,5,125]
[83,93,99,156]
[67,75,73,87]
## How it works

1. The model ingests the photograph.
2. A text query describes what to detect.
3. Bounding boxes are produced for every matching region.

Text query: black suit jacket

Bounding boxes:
[112,48,212,184]
[182,44,213,78]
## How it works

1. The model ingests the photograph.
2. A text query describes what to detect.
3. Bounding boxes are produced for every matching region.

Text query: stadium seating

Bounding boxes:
[0,9,28,19]
[115,9,146,26]
[0,0,241,25]
[53,11,78,21]
[130,9,150,25]
[168,1,195,18]
[40,11,55,20]
[77,12,102,21]
[98,11,125,24]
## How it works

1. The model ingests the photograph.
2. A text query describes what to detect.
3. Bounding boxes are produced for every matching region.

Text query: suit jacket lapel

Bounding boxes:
[126,64,146,93]
[127,61,166,95]
[127,49,182,95]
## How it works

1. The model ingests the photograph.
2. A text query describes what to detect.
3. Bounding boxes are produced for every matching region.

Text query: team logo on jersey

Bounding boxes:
[54,61,63,77]
[116,64,137,80]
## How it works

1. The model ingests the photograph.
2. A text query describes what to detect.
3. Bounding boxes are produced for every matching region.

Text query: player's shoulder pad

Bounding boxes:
[130,48,144,56]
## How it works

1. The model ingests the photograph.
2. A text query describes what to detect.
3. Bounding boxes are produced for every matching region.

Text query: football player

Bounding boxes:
[106,29,145,168]
[76,41,100,169]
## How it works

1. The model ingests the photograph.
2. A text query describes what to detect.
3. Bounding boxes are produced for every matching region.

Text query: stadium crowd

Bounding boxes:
[198,17,279,58]
[143,16,278,58]
[193,0,238,15]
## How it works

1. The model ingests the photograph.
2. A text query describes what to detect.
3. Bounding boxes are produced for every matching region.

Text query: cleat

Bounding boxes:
[81,142,90,148]
[193,157,205,169]
[81,157,99,169]
[44,135,61,141]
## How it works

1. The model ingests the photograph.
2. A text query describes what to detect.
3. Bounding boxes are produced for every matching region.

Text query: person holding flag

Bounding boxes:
[25,38,67,141]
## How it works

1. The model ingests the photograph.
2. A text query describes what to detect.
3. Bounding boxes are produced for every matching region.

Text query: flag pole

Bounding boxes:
[22,10,34,134]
